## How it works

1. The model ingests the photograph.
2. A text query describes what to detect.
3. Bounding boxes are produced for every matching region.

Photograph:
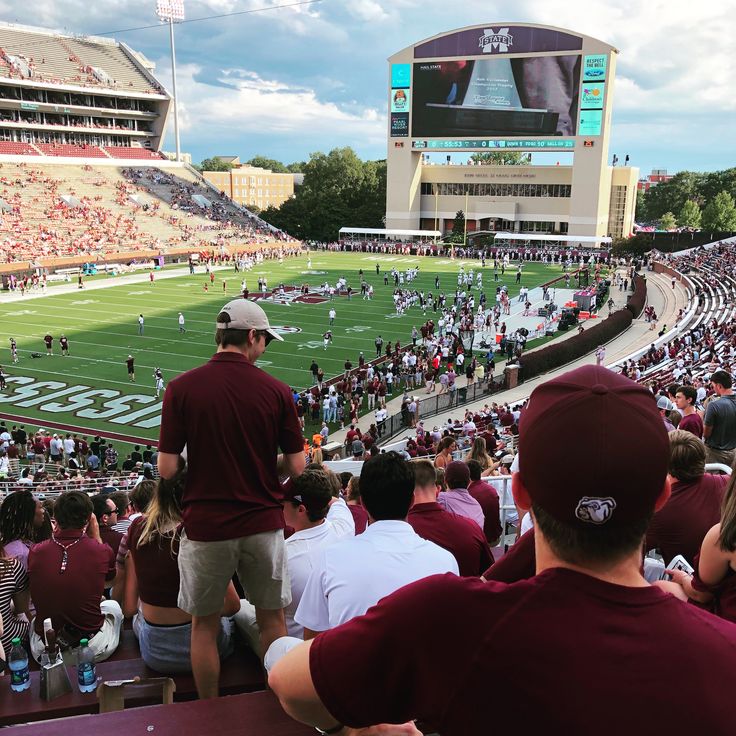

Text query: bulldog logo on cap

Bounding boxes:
[575,497,617,525]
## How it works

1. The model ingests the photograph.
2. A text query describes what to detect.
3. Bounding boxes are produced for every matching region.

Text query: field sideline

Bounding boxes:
[0,252,565,441]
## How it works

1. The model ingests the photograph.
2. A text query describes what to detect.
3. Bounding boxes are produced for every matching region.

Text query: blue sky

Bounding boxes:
[2,0,734,175]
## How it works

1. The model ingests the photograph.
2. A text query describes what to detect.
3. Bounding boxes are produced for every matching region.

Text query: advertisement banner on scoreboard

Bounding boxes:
[582,54,607,81]
[391,88,410,113]
[580,82,605,108]
[391,63,411,89]
[391,113,409,137]
[578,109,603,136]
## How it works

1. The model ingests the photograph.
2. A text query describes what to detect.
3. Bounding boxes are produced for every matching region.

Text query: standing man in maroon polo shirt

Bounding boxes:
[270,366,736,735]
[158,299,305,699]
[28,490,122,664]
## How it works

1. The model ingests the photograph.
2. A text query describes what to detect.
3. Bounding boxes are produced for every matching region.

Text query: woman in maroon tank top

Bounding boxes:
[121,471,241,673]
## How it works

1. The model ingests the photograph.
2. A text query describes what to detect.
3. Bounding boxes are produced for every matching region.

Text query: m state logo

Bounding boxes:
[575,496,617,525]
[250,289,328,306]
[479,27,513,53]
[272,325,303,335]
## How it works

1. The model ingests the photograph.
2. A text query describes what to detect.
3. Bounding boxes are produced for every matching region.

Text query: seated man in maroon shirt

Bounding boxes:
[28,490,122,664]
[92,494,124,558]
[646,429,728,564]
[269,365,736,735]
[466,460,502,545]
[408,460,492,576]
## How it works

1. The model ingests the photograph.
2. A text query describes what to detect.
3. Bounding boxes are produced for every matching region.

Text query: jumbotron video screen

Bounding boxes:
[411,55,582,138]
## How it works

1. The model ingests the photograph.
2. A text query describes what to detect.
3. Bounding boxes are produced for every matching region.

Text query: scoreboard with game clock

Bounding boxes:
[385,23,628,241]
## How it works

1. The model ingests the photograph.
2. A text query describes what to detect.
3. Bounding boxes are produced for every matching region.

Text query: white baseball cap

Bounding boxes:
[215,300,283,342]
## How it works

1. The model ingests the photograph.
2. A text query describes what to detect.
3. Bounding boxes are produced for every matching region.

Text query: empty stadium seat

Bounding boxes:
[104,146,166,160]
[35,143,108,158]
[0,140,39,155]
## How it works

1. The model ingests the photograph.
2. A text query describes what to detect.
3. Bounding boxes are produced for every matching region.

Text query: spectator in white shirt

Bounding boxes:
[294,452,458,638]
[236,468,354,652]
[49,435,63,462]
[62,434,76,463]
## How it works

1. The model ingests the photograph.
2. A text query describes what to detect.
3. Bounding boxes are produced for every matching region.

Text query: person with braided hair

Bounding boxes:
[0,489,48,572]
[0,492,40,656]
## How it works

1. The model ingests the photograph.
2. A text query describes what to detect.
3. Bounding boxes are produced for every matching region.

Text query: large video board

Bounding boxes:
[411,55,581,138]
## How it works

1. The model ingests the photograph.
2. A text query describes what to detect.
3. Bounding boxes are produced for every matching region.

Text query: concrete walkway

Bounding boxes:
[331,269,689,446]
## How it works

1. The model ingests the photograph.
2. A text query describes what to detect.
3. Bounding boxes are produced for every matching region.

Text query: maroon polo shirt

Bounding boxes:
[408,502,492,577]
[99,524,123,558]
[645,473,728,564]
[159,352,304,542]
[348,503,369,534]
[29,530,115,635]
[483,528,536,582]
[467,479,502,544]
[310,569,736,734]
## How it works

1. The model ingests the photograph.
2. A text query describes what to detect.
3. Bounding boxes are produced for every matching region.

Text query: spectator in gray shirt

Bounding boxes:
[703,369,736,466]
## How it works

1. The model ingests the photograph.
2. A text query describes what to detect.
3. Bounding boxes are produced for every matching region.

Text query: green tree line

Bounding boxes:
[637,168,736,231]
[259,148,387,242]
[195,148,534,242]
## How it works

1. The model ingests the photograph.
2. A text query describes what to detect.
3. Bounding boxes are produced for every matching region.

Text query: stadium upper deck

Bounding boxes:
[0,23,171,158]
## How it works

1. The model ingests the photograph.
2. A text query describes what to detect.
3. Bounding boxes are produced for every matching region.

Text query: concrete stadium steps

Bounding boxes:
[0,26,82,83]
[65,37,158,94]
[0,26,160,94]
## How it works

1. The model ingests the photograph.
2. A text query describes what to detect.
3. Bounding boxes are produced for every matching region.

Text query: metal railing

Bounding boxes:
[375,374,508,444]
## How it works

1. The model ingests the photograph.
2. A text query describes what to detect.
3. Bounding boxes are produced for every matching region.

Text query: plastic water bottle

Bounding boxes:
[9,637,30,692]
[77,639,97,693]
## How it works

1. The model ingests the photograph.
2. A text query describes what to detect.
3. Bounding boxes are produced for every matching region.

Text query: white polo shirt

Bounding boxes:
[295,520,458,633]
[284,498,354,638]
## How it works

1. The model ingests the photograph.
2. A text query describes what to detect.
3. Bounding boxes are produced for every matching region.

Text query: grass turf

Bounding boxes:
[0,252,566,443]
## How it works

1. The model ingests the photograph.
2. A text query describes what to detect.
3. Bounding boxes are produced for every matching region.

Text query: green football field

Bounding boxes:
[0,252,564,443]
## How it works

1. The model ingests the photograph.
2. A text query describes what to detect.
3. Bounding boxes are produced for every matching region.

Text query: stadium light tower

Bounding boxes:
[156,0,184,162]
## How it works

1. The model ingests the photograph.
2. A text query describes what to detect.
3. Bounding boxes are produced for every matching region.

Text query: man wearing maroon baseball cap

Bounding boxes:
[270,366,736,735]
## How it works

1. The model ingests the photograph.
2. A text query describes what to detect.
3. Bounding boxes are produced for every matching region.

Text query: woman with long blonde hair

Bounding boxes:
[464,436,494,472]
[120,468,240,673]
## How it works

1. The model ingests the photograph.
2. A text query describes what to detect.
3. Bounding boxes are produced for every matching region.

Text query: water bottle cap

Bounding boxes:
[80,638,89,646]
[11,637,20,645]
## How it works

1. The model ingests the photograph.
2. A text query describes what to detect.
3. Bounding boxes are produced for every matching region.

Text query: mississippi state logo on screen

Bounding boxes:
[479,28,513,53]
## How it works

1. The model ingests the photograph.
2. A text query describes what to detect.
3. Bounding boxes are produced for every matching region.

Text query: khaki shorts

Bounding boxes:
[178,529,291,617]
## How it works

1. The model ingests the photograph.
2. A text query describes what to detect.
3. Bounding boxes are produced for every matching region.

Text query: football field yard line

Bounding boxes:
[4,361,162,389]
[0,253,566,436]
[11,323,390,368]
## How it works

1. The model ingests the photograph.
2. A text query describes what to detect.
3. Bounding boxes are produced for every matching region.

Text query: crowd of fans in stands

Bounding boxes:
[2,244,736,731]
[0,163,291,265]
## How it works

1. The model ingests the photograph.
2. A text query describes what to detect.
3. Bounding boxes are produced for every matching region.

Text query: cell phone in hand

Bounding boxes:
[667,555,695,575]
